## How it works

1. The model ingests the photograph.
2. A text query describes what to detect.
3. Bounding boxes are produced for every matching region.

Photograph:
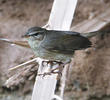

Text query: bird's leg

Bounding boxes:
[50,61,70,79]
[38,61,70,78]
[38,61,63,77]
[42,60,62,67]
[51,63,64,80]
[38,63,63,77]
[50,61,70,73]
[38,72,51,77]
[42,60,54,67]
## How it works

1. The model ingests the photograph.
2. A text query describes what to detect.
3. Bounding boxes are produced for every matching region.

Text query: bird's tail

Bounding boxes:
[82,30,110,38]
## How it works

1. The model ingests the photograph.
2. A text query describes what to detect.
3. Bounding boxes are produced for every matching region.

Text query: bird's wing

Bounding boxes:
[40,31,91,54]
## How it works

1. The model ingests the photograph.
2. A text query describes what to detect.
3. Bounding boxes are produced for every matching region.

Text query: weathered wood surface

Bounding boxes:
[72,8,110,32]
[48,0,78,30]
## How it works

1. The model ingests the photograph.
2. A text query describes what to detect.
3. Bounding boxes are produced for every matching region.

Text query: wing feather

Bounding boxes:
[40,30,91,54]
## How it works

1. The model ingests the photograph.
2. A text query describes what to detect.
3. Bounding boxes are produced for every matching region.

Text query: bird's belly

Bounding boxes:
[28,39,73,62]
[35,49,73,62]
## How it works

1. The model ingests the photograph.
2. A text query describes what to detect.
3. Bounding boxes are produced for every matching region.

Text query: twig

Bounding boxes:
[9,58,38,71]
[0,38,30,48]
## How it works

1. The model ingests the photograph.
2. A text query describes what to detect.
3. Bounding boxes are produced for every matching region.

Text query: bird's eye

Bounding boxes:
[33,34,44,41]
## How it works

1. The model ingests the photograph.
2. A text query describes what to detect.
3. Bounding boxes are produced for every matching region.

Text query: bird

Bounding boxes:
[24,27,91,62]
[23,27,91,75]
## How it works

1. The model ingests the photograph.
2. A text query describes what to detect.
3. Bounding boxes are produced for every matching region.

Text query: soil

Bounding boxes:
[0,0,110,100]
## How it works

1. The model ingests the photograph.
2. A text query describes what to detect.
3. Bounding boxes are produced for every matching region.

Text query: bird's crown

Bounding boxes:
[26,27,46,36]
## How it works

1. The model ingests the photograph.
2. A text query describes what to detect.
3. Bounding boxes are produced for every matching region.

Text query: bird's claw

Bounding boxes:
[38,60,66,79]
[38,72,51,77]
[37,69,62,78]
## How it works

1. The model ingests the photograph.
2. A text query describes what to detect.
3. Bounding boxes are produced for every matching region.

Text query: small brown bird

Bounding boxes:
[24,27,91,63]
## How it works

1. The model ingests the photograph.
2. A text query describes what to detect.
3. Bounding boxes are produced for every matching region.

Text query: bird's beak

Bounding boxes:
[21,34,30,38]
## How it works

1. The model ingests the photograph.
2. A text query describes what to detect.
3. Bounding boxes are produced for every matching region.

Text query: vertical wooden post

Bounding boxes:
[31,0,78,100]
[48,0,78,30]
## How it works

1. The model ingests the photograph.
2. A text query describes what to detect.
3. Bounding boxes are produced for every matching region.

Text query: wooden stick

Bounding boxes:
[31,0,78,100]
[0,38,30,48]
[9,58,37,71]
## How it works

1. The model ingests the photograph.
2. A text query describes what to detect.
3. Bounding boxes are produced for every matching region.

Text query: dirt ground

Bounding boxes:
[0,0,110,100]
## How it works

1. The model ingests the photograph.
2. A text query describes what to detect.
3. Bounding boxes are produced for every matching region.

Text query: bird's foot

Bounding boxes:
[38,72,51,77]
[37,70,62,77]
[37,64,63,79]
[38,61,69,79]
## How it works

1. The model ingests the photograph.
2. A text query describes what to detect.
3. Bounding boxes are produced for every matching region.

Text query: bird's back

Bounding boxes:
[40,30,91,55]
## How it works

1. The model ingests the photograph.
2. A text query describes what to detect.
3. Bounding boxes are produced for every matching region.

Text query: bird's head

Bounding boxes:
[23,27,46,41]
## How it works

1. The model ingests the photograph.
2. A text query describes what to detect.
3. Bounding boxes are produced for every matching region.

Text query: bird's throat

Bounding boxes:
[28,37,41,55]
